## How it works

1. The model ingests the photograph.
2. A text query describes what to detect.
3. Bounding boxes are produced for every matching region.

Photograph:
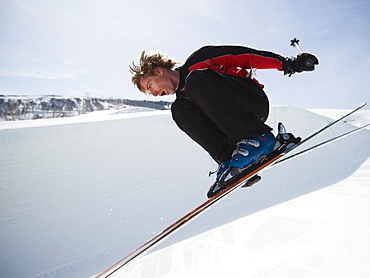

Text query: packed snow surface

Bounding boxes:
[0,106,369,278]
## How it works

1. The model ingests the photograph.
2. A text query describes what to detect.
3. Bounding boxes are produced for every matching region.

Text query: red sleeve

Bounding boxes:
[189,53,284,72]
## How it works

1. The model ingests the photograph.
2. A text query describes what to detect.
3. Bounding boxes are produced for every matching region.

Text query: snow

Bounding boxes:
[0,106,369,278]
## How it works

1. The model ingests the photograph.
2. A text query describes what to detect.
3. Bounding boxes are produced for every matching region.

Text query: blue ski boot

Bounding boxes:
[207,160,231,198]
[215,160,230,181]
[229,132,277,176]
[208,123,301,197]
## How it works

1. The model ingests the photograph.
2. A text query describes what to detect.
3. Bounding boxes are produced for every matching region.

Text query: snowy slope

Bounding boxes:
[0,106,369,278]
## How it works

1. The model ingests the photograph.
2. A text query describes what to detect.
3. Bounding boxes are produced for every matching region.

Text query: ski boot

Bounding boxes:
[229,131,277,176]
[274,122,301,151]
[207,123,301,198]
[213,160,230,181]
[239,122,301,188]
[207,160,230,199]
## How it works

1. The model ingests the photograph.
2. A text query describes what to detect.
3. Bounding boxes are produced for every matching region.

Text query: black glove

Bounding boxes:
[283,53,319,76]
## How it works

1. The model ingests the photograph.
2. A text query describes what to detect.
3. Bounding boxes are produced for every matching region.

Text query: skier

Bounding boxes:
[129,45,318,186]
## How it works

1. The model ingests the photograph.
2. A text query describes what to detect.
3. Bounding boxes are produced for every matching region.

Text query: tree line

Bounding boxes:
[0,95,172,121]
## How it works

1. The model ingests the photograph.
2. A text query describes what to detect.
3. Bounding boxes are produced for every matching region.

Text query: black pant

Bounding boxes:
[171,69,272,164]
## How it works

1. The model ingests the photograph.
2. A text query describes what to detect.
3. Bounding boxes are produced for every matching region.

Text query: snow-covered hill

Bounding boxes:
[0,106,369,278]
[0,95,170,121]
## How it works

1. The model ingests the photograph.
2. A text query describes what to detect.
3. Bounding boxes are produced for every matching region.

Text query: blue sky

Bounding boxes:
[0,0,369,109]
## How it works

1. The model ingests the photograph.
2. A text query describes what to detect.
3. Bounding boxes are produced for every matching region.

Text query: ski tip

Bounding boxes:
[359,102,367,108]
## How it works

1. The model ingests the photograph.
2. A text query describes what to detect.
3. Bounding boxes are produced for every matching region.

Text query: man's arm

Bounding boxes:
[185,45,318,76]
[189,53,284,73]
[184,45,285,69]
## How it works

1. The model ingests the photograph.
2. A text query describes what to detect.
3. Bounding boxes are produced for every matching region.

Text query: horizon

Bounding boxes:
[1,0,369,109]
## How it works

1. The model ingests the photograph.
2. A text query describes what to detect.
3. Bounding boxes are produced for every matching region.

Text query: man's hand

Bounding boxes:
[283,53,319,76]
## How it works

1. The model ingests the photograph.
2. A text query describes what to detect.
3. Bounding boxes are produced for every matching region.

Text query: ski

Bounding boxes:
[95,103,367,277]
[209,102,367,197]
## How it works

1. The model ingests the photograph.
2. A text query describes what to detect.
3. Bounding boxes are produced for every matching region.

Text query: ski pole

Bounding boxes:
[290,37,315,67]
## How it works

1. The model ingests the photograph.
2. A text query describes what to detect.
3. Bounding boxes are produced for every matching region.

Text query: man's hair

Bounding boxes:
[129,50,179,93]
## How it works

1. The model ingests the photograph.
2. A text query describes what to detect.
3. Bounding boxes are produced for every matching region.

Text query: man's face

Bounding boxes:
[139,68,176,97]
